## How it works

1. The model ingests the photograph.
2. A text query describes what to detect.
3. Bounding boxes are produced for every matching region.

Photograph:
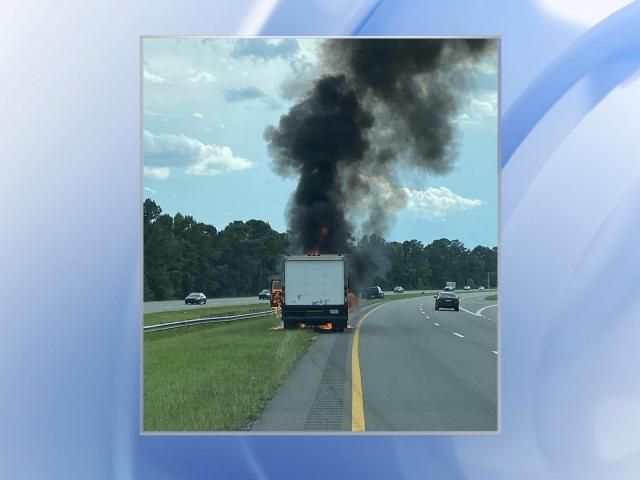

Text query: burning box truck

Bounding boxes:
[277,254,349,332]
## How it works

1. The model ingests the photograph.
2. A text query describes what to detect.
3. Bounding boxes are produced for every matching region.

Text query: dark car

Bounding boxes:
[258,289,271,300]
[434,291,459,311]
[185,292,207,305]
[361,286,385,300]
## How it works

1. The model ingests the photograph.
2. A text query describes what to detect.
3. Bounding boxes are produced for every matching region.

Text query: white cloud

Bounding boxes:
[192,112,204,118]
[143,67,169,84]
[478,57,498,75]
[470,97,497,116]
[403,186,484,219]
[143,130,253,178]
[348,176,482,220]
[144,109,164,117]
[143,166,170,180]
[187,69,216,83]
[144,62,215,85]
[457,91,497,124]
[144,187,156,195]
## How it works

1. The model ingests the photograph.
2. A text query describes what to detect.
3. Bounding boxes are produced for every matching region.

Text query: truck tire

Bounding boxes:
[455,306,459,311]
[284,320,297,330]
[435,305,439,310]
[331,321,346,333]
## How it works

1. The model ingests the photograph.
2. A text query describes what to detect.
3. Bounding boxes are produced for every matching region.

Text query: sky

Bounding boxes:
[143,38,498,248]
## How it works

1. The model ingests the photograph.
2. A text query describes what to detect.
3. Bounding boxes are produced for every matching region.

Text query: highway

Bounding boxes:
[252,291,497,432]
[143,296,269,314]
[144,289,446,314]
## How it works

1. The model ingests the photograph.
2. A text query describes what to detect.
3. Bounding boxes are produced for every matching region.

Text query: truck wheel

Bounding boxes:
[332,322,346,333]
[455,307,459,311]
[435,306,439,310]
[284,321,297,330]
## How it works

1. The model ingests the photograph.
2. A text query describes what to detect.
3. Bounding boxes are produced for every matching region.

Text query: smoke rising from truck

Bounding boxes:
[264,39,494,287]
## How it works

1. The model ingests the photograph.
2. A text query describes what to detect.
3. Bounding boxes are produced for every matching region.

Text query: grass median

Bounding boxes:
[484,294,498,301]
[144,314,314,431]
[144,303,270,326]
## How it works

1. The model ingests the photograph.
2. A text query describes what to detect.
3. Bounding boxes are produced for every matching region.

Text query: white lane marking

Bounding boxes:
[460,307,482,317]
[492,351,498,355]
[424,315,430,319]
[476,304,498,316]
[433,322,440,326]
[453,332,464,338]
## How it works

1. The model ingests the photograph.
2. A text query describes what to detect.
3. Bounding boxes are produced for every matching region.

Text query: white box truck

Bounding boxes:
[281,254,348,332]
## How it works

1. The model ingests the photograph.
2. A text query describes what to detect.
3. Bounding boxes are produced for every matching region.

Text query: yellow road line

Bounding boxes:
[351,303,386,432]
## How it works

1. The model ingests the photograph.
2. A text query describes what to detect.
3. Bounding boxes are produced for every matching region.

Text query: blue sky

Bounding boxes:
[143,38,497,248]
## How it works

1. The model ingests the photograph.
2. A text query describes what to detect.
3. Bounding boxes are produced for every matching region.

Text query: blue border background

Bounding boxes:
[2,1,640,478]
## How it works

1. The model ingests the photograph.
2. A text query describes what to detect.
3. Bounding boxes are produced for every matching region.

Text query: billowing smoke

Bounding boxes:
[264,39,494,288]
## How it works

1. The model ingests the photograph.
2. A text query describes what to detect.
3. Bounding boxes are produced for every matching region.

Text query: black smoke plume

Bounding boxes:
[264,39,494,288]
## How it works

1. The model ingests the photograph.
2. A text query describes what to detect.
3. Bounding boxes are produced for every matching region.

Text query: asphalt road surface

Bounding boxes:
[252,291,497,432]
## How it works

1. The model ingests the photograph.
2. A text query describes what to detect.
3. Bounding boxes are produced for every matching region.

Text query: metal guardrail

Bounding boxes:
[144,310,273,333]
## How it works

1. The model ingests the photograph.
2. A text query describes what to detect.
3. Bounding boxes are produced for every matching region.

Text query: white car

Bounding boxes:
[463,285,471,290]
[393,286,404,293]
[479,286,485,290]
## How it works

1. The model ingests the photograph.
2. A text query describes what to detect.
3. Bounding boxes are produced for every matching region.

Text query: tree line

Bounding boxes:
[144,199,498,301]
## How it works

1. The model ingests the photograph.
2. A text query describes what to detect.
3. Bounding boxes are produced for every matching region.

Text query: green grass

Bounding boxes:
[143,314,314,431]
[144,303,269,326]
[484,294,498,301]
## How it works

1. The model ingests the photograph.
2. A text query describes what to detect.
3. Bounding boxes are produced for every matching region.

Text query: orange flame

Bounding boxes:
[347,290,358,313]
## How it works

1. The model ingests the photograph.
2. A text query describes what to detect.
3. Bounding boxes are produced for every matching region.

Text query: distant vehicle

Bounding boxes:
[479,285,485,290]
[258,289,271,300]
[393,286,404,294]
[434,291,459,311]
[184,292,206,305]
[445,281,456,291]
[463,285,471,290]
[444,286,453,292]
[362,286,385,300]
